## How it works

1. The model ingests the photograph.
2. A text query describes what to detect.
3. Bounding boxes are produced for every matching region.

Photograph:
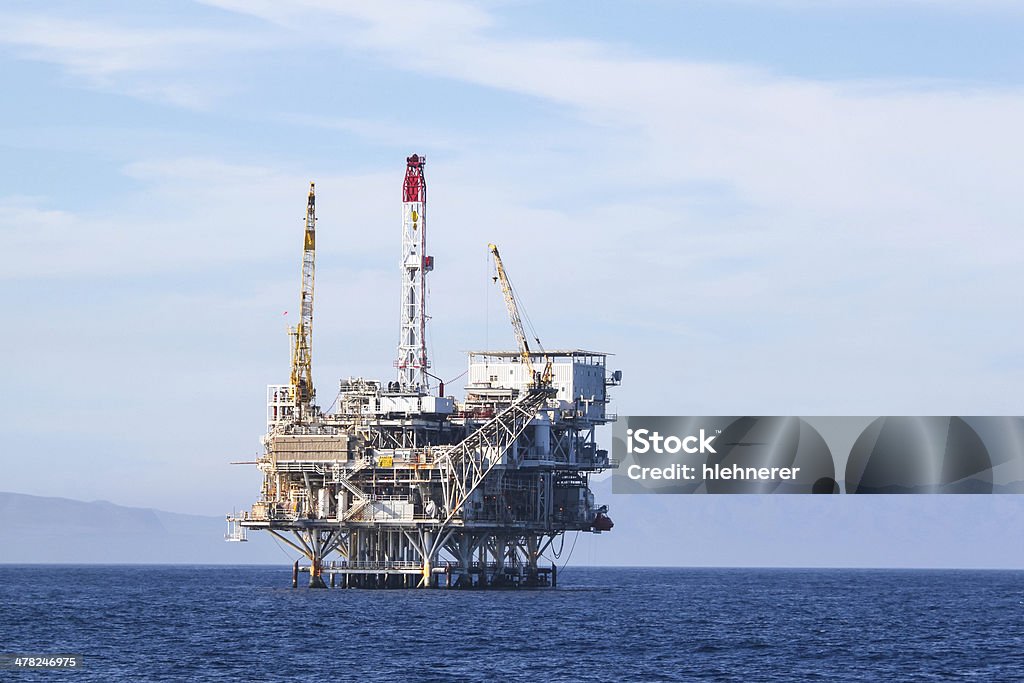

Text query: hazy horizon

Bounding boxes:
[4,487,1023,569]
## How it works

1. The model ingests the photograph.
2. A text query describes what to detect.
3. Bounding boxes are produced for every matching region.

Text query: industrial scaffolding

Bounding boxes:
[228,155,621,588]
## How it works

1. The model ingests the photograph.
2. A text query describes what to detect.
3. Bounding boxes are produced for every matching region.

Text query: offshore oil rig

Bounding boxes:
[227,155,620,588]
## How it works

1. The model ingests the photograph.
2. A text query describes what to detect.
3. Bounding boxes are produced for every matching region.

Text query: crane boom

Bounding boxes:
[290,182,316,416]
[488,243,532,365]
[488,243,552,386]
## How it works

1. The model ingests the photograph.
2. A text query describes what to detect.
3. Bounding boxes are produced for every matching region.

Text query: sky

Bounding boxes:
[1,0,1023,556]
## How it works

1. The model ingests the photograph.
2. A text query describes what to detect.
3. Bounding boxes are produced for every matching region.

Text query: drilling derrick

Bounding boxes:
[396,154,432,393]
[289,182,317,419]
[231,155,622,590]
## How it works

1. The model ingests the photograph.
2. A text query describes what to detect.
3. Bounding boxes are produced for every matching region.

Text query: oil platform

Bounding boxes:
[228,155,621,588]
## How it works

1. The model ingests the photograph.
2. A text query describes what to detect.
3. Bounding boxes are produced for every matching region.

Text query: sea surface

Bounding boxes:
[0,566,1021,681]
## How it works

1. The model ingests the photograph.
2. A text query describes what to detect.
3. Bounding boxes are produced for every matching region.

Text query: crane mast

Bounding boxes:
[488,243,532,364]
[488,243,552,387]
[289,182,316,417]
[396,154,432,393]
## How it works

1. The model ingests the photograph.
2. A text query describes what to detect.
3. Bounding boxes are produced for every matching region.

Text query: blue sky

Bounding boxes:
[1,0,1023,524]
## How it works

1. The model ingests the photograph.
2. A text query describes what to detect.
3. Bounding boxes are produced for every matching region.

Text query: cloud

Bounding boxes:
[242,1,1021,414]
[185,1,1023,230]
[199,0,492,37]
[708,0,1024,11]
[0,12,272,106]
[276,113,468,151]
[12,0,1020,412]
[0,157,405,280]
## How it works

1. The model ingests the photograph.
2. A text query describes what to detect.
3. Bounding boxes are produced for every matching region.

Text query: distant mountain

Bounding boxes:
[0,491,284,564]
[3,488,1022,568]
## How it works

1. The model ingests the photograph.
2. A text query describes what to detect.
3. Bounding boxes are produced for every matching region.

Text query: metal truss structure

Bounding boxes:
[228,158,620,589]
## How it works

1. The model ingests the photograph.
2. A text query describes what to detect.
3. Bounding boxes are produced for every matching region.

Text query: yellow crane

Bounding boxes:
[488,243,553,387]
[290,182,317,418]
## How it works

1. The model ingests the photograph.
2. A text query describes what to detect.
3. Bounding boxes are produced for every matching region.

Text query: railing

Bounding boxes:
[246,502,303,522]
[330,561,423,570]
[576,457,620,470]
[272,462,329,474]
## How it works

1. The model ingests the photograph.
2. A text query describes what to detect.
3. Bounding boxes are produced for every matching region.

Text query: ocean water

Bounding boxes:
[1,566,1021,681]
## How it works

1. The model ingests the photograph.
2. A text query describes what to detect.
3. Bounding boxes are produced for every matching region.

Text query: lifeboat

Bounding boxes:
[592,512,614,531]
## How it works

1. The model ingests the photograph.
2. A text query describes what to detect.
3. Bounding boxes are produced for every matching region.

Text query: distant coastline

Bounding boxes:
[3,489,1023,569]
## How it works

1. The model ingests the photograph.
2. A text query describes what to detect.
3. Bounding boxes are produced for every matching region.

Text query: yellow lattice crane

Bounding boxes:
[488,243,553,387]
[289,182,317,418]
